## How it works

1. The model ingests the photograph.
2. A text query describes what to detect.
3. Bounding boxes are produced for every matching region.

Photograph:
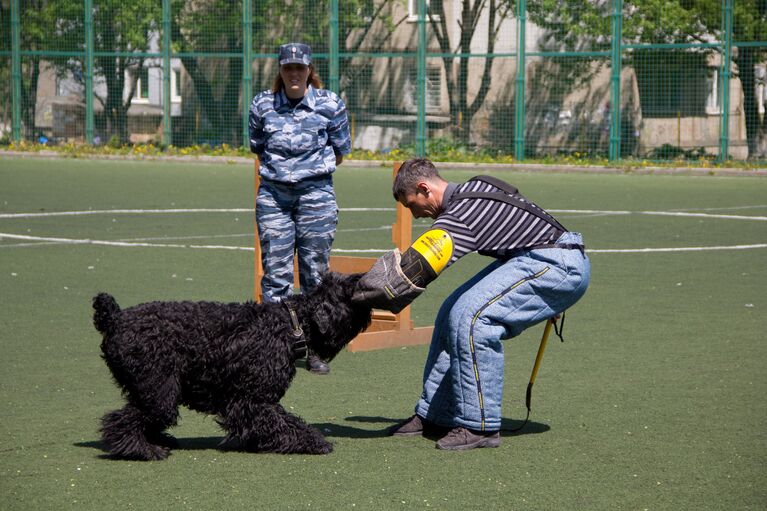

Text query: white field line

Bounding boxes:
[0,232,254,251]
[1,207,766,253]
[0,208,394,219]
[668,204,767,212]
[547,209,767,221]
[2,207,767,222]
[1,232,766,254]
[587,244,767,253]
[0,208,253,219]
[639,211,767,221]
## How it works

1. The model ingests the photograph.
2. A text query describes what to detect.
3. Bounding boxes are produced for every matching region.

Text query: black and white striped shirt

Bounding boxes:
[433,178,566,269]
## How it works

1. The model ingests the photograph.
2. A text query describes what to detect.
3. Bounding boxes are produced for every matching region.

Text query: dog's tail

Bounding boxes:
[93,293,121,335]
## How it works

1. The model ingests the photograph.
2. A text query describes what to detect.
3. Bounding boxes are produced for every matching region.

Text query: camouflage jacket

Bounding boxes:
[248,86,351,184]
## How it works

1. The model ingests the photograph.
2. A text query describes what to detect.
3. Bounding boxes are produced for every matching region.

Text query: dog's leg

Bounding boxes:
[100,403,173,461]
[219,402,333,455]
[139,376,182,450]
[100,373,182,461]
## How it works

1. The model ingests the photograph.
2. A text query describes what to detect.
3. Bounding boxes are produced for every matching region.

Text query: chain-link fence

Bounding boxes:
[2,1,766,162]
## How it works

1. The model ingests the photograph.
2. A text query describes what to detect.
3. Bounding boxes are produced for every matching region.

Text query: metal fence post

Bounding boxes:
[609,0,622,161]
[10,0,21,142]
[242,0,253,148]
[162,0,172,146]
[84,0,94,144]
[719,0,733,162]
[514,0,526,161]
[416,0,427,157]
[329,0,340,93]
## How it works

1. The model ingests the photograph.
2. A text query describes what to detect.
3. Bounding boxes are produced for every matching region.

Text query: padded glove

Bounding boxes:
[352,249,425,313]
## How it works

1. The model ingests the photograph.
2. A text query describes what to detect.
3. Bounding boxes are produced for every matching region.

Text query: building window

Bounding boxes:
[636,53,718,118]
[404,66,442,113]
[757,65,767,117]
[424,66,441,112]
[134,67,150,103]
[407,0,441,22]
[705,68,721,115]
[171,68,182,103]
[55,75,69,97]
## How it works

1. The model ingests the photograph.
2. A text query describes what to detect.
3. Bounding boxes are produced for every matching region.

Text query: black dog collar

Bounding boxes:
[283,301,307,360]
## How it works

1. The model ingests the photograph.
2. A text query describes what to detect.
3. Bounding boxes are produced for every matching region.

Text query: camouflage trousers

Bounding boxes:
[256,176,337,303]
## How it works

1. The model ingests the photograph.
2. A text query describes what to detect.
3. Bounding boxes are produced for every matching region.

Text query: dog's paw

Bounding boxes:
[306,439,333,455]
[107,443,170,461]
[145,444,172,461]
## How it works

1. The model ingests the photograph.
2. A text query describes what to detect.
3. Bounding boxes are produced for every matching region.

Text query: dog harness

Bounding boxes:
[283,301,308,360]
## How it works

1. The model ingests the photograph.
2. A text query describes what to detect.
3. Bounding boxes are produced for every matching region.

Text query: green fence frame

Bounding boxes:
[4,0,764,163]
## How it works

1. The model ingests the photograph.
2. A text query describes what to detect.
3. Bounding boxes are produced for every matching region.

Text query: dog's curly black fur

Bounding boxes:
[93,272,372,461]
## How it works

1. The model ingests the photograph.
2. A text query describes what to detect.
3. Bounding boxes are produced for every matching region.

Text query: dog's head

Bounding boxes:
[302,272,372,361]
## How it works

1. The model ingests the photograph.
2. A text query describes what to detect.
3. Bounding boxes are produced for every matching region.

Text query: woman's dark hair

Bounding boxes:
[272,64,323,93]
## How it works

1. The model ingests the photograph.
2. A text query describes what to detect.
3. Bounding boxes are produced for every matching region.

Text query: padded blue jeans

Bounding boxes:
[414,232,590,432]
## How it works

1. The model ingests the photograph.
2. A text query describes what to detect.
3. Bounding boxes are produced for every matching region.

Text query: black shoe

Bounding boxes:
[306,355,330,375]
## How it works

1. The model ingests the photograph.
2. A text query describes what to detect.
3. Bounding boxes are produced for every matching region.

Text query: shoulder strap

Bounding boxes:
[453,176,567,234]
[467,175,518,195]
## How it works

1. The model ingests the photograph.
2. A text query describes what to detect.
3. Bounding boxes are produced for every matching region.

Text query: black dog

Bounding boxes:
[93,272,371,460]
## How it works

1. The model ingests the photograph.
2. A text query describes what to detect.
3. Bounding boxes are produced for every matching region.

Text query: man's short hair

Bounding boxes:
[392,158,443,201]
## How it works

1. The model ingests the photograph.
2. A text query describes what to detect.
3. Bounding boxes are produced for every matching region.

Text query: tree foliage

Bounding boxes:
[1,1,82,138]
[13,0,161,142]
[429,0,514,144]
[170,0,403,146]
[522,0,767,157]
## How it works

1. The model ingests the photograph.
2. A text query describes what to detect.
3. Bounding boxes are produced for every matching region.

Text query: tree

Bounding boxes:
[428,0,514,144]
[32,0,162,143]
[170,0,403,146]
[1,1,62,139]
[170,0,246,146]
[522,0,767,158]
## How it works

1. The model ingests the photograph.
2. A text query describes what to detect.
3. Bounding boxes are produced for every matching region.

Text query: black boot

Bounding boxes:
[306,354,330,375]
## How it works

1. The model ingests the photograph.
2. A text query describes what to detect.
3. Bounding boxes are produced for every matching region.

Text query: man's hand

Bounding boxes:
[352,249,425,314]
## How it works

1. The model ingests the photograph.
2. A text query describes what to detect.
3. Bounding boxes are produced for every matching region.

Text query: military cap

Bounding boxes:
[279,43,312,66]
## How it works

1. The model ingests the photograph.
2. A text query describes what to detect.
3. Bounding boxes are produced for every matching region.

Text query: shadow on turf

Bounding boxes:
[75,417,549,457]
[342,416,550,437]
[76,437,224,459]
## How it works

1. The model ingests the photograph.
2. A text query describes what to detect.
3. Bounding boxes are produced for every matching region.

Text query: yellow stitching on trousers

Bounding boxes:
[466,266,551,432]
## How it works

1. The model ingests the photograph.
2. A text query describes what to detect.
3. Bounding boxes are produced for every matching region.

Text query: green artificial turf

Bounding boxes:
[1,157,765,510]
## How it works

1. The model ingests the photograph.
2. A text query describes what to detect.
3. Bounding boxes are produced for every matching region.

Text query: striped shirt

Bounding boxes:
[433,178,566,269]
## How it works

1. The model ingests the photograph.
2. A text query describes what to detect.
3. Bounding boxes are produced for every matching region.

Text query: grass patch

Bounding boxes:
[1,157,765,510]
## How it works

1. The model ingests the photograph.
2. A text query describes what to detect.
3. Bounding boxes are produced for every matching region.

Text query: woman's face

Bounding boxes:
[280,63,311,99]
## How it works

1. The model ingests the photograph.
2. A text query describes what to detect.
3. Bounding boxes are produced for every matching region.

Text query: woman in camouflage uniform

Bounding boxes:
[249,43,351,374]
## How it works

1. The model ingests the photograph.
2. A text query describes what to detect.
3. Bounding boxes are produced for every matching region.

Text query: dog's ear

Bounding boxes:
[313,301,334,335]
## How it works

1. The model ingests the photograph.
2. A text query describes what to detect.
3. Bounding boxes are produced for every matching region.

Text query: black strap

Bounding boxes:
[467,175,519,195]
[503,313,568,434]
[283,302,307,360]
[453,176,568,234]
[553,311,566,343]
[524,242,585,255]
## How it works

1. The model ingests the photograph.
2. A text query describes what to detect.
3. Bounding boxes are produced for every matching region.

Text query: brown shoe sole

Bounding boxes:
[391,429,423,437]
[436,434,501,451]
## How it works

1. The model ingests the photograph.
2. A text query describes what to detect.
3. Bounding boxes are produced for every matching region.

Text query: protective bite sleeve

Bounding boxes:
[352,249,425,313]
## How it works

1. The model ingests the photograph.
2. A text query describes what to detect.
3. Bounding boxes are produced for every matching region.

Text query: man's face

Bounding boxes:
[280,63,310,98]
[400,189,439,219]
